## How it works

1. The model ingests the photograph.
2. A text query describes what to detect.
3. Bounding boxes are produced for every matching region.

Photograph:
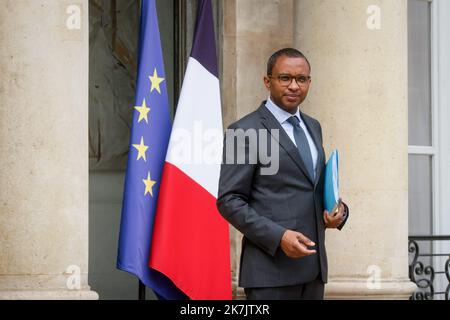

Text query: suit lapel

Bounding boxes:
[300,111,325,186]
[258,104,315,186]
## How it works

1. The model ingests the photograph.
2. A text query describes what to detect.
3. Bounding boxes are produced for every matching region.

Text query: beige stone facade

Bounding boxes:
[0,0,417,299]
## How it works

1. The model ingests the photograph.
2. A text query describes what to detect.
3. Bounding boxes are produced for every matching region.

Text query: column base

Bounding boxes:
[233,278,417,300]
[0,275,99,300]
[325,278,418,300]
[0,289,99,300]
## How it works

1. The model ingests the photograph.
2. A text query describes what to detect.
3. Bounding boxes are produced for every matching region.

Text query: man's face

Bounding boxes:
[263,55,311,114]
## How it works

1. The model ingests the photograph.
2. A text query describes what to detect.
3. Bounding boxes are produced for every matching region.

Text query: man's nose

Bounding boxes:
[288,79,301,90]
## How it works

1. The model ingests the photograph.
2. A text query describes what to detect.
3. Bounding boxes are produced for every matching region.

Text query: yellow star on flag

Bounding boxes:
[134,99,151,123]
[149,68,165,94]
[143,171,157,197]
[132,136,149,162]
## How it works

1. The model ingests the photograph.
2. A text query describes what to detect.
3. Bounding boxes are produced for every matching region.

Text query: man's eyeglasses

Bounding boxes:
[269,74,311,87]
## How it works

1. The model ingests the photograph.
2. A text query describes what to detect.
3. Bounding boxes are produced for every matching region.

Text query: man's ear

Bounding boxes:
[263,76,270,90]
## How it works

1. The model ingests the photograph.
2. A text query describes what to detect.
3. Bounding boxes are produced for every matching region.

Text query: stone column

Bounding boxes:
[294,0,416,298]
[0,0,97,299]
[221,0,295,299]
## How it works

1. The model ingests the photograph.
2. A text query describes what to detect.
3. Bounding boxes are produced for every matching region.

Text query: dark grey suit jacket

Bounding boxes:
[217,102,348,288]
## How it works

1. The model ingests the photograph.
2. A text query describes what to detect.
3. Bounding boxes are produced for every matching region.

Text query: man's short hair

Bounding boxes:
[266,48,311,75]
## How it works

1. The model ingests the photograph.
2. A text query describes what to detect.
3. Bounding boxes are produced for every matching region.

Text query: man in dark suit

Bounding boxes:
[216,48,349,300]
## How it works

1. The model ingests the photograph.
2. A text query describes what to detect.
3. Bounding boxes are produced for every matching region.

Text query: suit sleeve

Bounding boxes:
[216,127,286,257]
[337,202,349,230]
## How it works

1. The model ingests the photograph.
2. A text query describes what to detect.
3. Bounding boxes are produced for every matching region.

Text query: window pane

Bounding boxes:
[408,154,433,235]
[408,0,432,146]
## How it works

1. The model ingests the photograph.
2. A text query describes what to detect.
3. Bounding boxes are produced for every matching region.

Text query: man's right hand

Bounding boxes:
[280,230,317,258]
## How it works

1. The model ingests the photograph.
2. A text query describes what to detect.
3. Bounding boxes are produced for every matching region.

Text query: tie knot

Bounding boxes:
[287,116,300,127]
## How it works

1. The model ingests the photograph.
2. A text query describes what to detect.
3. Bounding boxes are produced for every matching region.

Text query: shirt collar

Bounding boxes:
[265,96,302,125]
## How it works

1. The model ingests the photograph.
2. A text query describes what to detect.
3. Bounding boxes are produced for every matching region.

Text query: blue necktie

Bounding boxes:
[287,116,315,180]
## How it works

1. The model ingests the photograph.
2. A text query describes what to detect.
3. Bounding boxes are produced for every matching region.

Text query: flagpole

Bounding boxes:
[138,280,146,300]
[174,0,186,107]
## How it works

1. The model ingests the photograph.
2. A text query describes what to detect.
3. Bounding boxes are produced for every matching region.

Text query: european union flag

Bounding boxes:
[117,0,186,299]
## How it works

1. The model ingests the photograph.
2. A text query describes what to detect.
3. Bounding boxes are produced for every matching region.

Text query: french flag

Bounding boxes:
[149,0,232,300]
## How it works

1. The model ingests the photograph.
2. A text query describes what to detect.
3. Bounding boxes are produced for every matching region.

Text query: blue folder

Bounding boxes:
[324,149,340,214]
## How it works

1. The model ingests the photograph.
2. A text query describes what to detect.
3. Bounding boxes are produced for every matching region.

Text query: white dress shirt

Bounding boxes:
[265,97,318,175]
